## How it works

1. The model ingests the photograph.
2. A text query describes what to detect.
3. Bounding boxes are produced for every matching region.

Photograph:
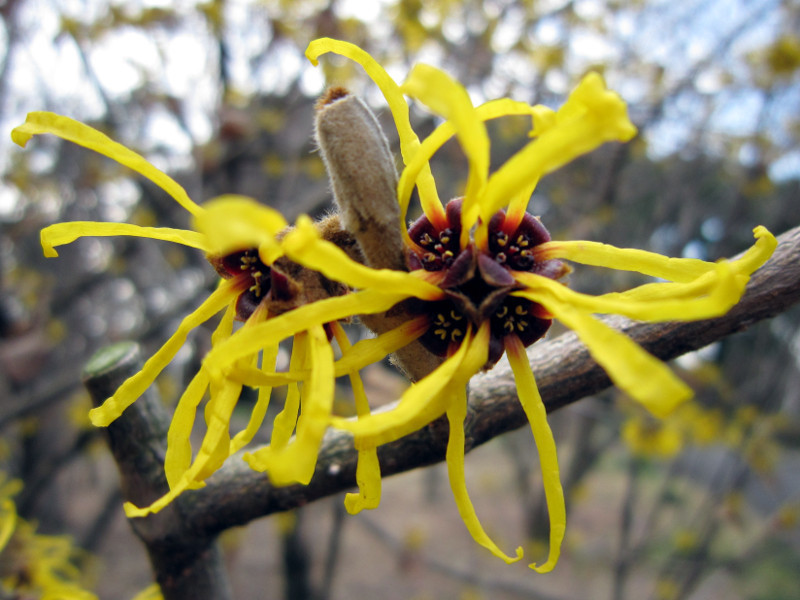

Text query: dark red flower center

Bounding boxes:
[406,198,567,367]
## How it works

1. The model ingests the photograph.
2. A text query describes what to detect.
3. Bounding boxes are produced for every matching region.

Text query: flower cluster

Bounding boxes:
[0,473,96,599]
[12,38,776,572]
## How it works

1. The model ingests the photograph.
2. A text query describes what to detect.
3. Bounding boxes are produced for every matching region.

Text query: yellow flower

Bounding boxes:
[295,38,775,571]
[12,38,776,574]
[11,112,437,517]
[621,413,684,459]
[0,473,97,599]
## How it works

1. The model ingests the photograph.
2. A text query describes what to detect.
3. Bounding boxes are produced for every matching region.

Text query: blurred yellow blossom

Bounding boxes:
[622,413,683,459]
[0,473,97,600]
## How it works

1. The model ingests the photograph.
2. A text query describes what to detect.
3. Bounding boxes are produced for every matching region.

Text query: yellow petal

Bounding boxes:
[506,335,565,572]
[533,296,692,417]
[195,377,244,481]
[225,313,426,388]
[272,334,308,451]
[539,226,775,282]
[514,261,745,322]
[247,325,335,486]
[536,241,720,281]
[402,63,488,245]
[229,340,280,454]
[346,447,382,513]
[193,195,288,261]
[282,216,443,300]
[728,225,777,276]
[204,291,415,379]
[333,315,428,375]
[165,369,211,490]
[89,278,239,427]
[445,387,524,564]
[396,98,540,236]
[480,72,637,223]
[0,499,17,551]
[305,38,444,226]
[219,365,305,387]
[331,322,383,513]
[244,332,308,471]
[333,322,490,448]
[125,474,193,518]
[41,222,209,257]
[12,112,203,217]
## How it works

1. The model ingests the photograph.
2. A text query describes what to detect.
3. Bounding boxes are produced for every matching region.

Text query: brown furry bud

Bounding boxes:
[314,90,405,272]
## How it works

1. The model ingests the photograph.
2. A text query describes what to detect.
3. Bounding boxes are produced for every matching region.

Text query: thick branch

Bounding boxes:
[182,224,800,537]
[83,343,233,600]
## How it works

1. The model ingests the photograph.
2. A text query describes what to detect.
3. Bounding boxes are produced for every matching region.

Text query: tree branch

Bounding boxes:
[83,343,233,600]
[180,224,800,538]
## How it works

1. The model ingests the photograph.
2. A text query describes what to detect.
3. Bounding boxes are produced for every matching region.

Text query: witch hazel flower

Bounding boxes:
[11,113,437,516]
[291,38,776,571]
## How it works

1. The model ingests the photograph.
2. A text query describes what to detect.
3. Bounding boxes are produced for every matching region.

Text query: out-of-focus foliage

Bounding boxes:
[0,0,798,599]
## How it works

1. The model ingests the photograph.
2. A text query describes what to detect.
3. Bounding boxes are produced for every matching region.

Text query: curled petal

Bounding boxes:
[445,387,524,564]
[282,217,444,300]
[332,323,382,513]
[227,316,428,387]
[269,335,308,452]
[481,73,637,223]
[515,260,745,322]
[204,290,408,378]
[402,64,488,244]
[90,278,241,427]
[332,322,490,448]
[505,335,565,572]
[246,325,335,486]
[535,226,775,282]
[41,222,209,257]
[345,447,382,514]
[125,375,245,518]
[0,499,17,551]
[727,225,777,276]
[12,112,203,217]
[230,323,280,454]
[165,369,212,490]
[306,37,444,227]
[194,195,288,261]
[334,315,428,375]
[195,377,244,481]
[532,297,692,417]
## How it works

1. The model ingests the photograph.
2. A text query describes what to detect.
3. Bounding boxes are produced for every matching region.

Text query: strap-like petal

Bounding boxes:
[306,38,444,226]
[12,112,203,217]
[505,335,565,572]
[282,216,444,300]
[89,278,240,427]
[445,386,524,564]
[536,225,775,282]
[402,64,489,246]
[332,322,490,448]
[230,317,280,454]
[41,222,208,257]
[481,73,637,223]
[246,325,335,486]
[193,195,287,261]
[331,323,383,513]
[515,261,745,322]
[532,297,692,417]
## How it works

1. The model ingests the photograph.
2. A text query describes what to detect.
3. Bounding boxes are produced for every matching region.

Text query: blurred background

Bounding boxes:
[0,0,798,598]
